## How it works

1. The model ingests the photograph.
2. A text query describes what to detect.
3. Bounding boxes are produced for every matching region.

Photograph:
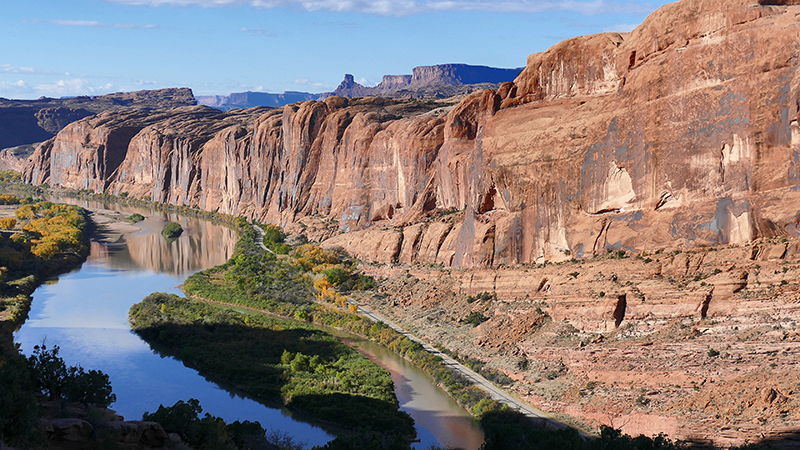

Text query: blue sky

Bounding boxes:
[1,0,673,100]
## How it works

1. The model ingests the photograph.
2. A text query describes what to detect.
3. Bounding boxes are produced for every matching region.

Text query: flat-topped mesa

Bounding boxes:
[375,75,414,91]
[22,0,800,268]
[409,64,523,87]
[97,87,197,108]
[327,63,522,98]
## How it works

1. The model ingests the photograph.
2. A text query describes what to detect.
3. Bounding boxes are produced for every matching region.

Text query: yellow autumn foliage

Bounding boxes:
[16,203,86,260]
[313,275,348,307]
[0,217,16,230]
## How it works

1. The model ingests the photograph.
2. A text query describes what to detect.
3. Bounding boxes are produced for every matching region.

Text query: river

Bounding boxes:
[13,198,484,449]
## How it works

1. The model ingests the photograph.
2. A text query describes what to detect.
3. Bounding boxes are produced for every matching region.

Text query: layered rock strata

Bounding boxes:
[24,0,800,269]
[358,238,800,445]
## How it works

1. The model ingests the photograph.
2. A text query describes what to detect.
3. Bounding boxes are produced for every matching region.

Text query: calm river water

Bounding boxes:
[13,198,483,449]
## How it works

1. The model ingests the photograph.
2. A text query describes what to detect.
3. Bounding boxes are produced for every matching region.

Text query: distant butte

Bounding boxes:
[194,63,523,111]
[325,63,523,99]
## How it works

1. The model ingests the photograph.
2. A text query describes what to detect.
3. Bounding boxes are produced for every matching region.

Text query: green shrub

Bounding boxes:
[466,291,497,303]
[464,312,489,326]
[27,343,115,406]
[143,398,277,450]
[162,222,183,238]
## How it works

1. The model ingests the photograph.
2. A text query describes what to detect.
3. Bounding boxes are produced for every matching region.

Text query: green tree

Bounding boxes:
[0,355,44,449]
[27,343,69,401]
[290,353,310,372]
[64,366,116,407]
[143,398,242,450]
[27,342,115,406]
[262,224,285,245]
[162,222,184,238]
[281,350,295,365]
[322,267,349,286]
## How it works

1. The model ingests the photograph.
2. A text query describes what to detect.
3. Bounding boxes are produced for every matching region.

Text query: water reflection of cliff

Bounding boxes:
[46,196,237,275]
[124,219,237,275]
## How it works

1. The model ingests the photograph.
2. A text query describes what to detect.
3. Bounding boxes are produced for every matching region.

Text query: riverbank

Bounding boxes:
[127,222,425,447]
[0,200,147,349]
[0,198,91,355]
[129,291,416,446]
[171,221,582,447]
[88,207,142,244]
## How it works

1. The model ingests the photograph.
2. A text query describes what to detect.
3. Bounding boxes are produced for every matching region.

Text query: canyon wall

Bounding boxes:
[23,0,800,268]
[0,88,196,151]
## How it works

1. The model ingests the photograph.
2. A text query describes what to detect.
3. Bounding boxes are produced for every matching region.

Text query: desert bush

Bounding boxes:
[162,222,183,238]
[0,217,16,229]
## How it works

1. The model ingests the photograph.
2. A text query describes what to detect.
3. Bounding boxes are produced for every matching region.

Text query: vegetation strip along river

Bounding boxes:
[10,195,486,449]
[135,218,487,448]
[11,197,338,447]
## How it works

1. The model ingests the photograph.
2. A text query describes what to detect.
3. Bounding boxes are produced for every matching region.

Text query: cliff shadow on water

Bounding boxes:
[128,292,417,444]
[135,324,351,435]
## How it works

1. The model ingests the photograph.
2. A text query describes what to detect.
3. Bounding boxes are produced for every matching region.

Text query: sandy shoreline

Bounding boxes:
[87,208,142,243]
[0,204,143,244]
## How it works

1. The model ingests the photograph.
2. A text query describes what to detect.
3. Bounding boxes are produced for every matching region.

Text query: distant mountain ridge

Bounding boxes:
[196,63,523,111]
[0,87,196,151]
[327,63,523,98]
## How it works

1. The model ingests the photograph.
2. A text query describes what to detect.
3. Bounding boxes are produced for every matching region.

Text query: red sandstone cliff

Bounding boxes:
[23,0,800,267]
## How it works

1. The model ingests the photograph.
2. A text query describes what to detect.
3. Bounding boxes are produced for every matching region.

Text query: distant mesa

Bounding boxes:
[195,63,523,112]
[326,63,524,99]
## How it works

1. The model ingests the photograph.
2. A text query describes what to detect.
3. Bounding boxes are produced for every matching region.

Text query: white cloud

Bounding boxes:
[0,80,33,99]
[1,64,35,74]
[1,64,63,76]
[0,80,31,90]
[33,78,116,97]
[104,0,658,16]
[293,78,333,89]
[25,19,158,29]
